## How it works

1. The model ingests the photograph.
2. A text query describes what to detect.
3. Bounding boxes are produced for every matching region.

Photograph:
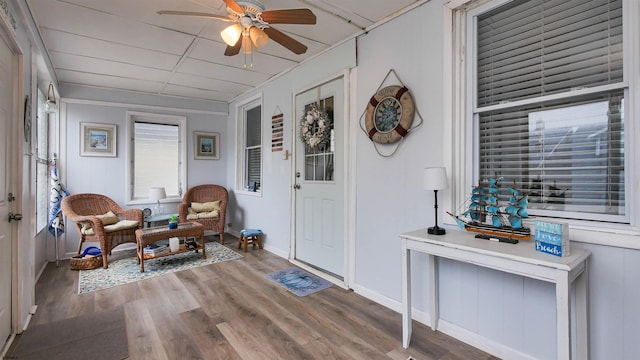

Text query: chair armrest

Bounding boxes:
[66,215,107,237]
[123,208,144,228]
[178,203,189,223]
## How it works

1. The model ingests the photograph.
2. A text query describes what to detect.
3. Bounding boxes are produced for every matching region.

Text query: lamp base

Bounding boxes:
[428,226,446,235]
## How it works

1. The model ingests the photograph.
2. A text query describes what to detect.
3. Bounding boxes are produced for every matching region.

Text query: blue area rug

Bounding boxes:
[265,267,332,296]
[78,242,242,294]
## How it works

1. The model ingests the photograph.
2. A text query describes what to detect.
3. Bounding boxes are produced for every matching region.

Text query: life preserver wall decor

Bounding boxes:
[359,69,423,157]
[365,85,414,144]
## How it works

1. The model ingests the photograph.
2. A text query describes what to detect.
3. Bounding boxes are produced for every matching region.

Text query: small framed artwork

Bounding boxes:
[194,131,220,160]
[80,122,117,157]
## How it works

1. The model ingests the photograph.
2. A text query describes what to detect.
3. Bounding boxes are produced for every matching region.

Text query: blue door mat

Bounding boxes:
[265,267,332,296]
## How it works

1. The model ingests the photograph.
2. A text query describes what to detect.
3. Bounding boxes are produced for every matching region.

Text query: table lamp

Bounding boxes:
[424,167,448,235]
[148,187,166,215]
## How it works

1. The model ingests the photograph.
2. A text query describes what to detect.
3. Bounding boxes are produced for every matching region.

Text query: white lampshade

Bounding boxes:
[249,26,268,48]
[423,167,448,191]
[221,23,242,46]
[148,187,167,202]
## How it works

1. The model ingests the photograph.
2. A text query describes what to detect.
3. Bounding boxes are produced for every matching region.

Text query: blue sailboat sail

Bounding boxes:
[447,176,531,240]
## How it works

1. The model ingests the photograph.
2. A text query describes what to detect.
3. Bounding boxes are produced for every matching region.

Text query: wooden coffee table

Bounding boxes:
[135,222,205,272]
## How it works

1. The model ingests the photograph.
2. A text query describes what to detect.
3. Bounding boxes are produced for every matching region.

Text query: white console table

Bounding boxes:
[400,229,591,360]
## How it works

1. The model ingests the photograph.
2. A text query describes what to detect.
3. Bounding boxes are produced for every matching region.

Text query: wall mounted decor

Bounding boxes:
[365,85,414,144]
[359,69,423,157]
[299,102,332,150]
[272,112,284,152]
[194,131,220,160]
[80,122,116,157]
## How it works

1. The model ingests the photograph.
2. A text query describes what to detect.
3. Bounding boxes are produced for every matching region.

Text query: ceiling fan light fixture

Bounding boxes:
[44,82,57,113]
[221,23,242,46]
[249,26,268,48]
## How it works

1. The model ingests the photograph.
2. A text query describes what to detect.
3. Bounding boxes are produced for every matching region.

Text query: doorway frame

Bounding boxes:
[0,18,26,356]
[289,69,355,290]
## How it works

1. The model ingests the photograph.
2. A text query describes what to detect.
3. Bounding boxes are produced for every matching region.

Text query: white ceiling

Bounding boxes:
[26,0,417,103]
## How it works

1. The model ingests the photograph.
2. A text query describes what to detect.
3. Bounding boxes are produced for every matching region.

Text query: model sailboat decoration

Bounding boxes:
[447,177,531,240]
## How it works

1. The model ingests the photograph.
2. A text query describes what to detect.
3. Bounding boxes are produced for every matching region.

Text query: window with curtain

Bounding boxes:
[126,112,186,203]
[471,0,627,223]
[244,104,262,191]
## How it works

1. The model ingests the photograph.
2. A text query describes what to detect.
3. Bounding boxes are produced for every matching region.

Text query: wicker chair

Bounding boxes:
[178,184,228,244]
[61,193,143,269]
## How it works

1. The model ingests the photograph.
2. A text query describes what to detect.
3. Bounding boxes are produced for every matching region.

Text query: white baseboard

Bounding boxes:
[35,261,48,283]
[262,244,288,259]
[0,334,16,359]
[352,284,539,360]
[437,320,538,360]
[226,229,241,238]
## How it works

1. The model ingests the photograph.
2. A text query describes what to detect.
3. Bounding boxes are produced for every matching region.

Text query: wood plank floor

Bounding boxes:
[12,235,499,360]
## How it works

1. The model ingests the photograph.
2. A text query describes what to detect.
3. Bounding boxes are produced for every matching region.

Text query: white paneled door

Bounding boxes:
[294,77,344,278]
[0,34,14,347]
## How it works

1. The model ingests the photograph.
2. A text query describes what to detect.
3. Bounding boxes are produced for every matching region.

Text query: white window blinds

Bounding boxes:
[474,0,626,222]
[477,0,623,106]
[134,122,180,199]
[245,106,262,190]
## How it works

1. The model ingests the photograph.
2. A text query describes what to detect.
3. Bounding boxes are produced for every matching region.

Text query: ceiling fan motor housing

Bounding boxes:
[231,0,265,15]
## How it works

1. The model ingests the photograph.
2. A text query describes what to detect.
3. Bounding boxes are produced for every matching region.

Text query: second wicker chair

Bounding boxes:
[178,184,228,244]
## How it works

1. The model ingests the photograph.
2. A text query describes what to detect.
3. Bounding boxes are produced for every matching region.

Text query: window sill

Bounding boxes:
[566,226,640,250]
[126,198,181,207]
[236,189,262,198]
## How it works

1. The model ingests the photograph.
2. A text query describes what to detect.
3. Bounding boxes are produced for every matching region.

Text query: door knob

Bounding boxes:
[8,212,23,222]
[294,183,301,189]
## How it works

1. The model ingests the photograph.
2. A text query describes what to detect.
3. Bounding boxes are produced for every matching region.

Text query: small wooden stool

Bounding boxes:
[239,229,263,252]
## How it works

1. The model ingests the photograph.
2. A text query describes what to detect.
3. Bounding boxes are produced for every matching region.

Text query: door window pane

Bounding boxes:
[303,96,334,182]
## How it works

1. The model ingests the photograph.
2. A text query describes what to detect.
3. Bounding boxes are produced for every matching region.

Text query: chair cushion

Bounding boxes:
[81,220,139,235]
[191,201,221,213]
[80,211,119,232]
[240,229,263,236]
[196,210,219,219]
[186,209,219,220]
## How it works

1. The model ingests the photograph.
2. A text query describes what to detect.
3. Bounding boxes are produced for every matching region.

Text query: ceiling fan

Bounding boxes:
[158,0,316,57]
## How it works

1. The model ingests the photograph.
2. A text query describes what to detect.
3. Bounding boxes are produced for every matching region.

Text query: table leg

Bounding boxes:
[429,254,439,331]
[201,234,206,259]
[401,240,412,349]
[575,262,590,360]
[556,272,571,360]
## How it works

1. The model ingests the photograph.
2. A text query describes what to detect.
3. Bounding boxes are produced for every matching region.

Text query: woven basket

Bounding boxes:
[70,255,102,270]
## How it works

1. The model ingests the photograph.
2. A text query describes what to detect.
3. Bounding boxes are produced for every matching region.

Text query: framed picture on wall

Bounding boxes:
[194,131,220,160]
[80,122,117,157]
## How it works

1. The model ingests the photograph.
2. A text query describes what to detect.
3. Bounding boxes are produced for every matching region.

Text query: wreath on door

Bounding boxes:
[299,102,332,149]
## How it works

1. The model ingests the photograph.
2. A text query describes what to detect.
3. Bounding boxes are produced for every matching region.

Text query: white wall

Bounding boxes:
[57,93,229,257]
[228,1,640,359]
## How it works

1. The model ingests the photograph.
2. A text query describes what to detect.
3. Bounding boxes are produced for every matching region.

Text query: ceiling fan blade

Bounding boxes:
[223,0,244,14]
[157,10,232,21]
[261,9,316,24]
[263,27,308,55]
[224,36,242,56]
